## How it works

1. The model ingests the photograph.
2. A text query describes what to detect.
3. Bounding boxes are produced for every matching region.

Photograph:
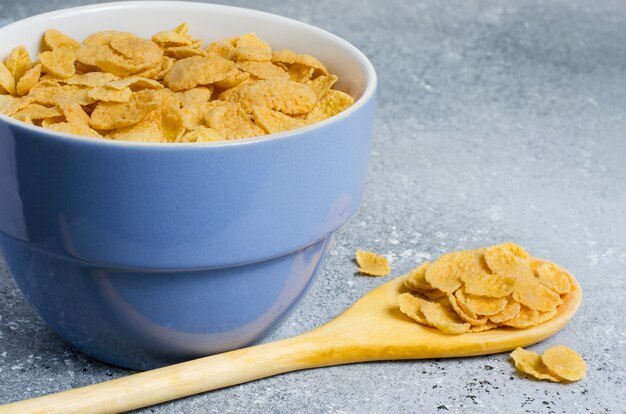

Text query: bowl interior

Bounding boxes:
[0,1,373,102]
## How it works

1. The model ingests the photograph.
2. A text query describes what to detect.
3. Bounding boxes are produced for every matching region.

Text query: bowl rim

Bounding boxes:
[0,1,377,149]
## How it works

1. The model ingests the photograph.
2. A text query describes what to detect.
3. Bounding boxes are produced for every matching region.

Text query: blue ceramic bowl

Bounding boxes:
[0,2,376,370]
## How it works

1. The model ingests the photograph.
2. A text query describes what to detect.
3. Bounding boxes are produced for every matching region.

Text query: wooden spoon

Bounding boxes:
[0,265,581,414]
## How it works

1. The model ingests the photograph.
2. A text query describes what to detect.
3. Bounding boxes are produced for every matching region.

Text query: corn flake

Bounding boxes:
[397,293,431,326]
[219,79,317,114]
[180,126,226,143]
[232,33,272,61]
[512,277,562,312]
[488,301,521,324]
[43,29,80,51]
[355,250,390,277]
[251,105,305,134]
[13,103,61,121]
[5,46,32,84]
[163,56,236,91]
[204,101,264,140]
[425,251,473,293]
[0,95,31,115]
[541,345,586,381]
[16,64,41,96]
[272,49,329,75]
[65,72,120,87]
[39,48,76,79]
[420,300,470,334]
[461,290,507,316]
[238,61,289,80]
[403,262,432,291]
[511,348,562,382]
[87,87,132,103]
[534,262,572,295]
[306,89,354,124]
[90,90,161,130]
[0,62,16,96]
[214,70,250,89]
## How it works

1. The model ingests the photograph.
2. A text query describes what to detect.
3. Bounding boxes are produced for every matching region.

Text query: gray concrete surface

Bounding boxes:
[1,0,625,412]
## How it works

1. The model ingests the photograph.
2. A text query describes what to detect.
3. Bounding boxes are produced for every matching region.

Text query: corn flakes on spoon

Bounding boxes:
[0,260,581,414]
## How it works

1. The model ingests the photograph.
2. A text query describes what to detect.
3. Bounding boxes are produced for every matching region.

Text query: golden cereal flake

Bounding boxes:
[488,301,521,324]
[510,348,562,382]
[90,90,162,130]
[452,289,479,319]
[397,293,431,326]
[175,87,213,108]
[43,29,81,51]
[163,45,206,59]
[459,250,517,298]
[82,31,132,47]
[219,79,317,115]
[39,48,76,79]
[501,305,557,329]
[16,64,41,96]
[238,61,289,80]
[463,270,517,298]
[0,62,16,96]
[87,86,133,103]
[152,24,196,47]
[106,110,162,142]
[13,103,61,121]
[272,49,329,75]
[58,102,101,137]
[419,300,470,335]
[159,97,185,142]
[306,89,354,124]
[355,250,390,277]
[75,45,107,67]
[180,126,226,143]
[5,46,32,84]
[534,262,572,295]
[0,95,31,115]
[424,250,474,293]
[214,70,251,89]
[94,49,149,78]
[28,84,95,107]
[403,262,432,291]
[175,87,213,130]
[484,242,532,279]
[512,277,562,312]
[468,322,497,333]
[251,105,305,134]
[447,292,488,326]
[232,33,272,61]
[64,72,120,87]
[135,56,174,81]
[461,290,508,316]
[163,55,236,91]
[106,76,163,91]
[541,345,586,381]
[40,115,65,128]
[205,39,238,61]
[420,289,448,300]
[306,74,338,99]
[287,64,315,82]
[204,101,264,140]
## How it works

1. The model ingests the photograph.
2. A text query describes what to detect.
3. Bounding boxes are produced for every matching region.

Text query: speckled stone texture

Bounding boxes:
[1,0,625,412]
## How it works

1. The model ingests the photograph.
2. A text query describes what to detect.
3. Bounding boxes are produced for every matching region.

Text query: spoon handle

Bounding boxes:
[0,332,334,414]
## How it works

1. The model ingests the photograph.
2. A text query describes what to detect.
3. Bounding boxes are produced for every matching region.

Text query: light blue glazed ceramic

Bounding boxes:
[0,2,377,370]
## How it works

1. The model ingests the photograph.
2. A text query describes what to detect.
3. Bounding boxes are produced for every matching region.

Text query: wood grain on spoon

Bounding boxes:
[0,262,581,414]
